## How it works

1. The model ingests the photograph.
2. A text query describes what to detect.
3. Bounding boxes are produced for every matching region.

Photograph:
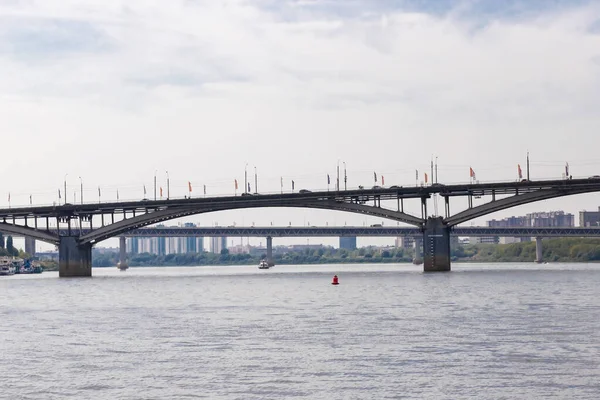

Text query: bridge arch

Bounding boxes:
[445,188,593,226]
[0,223,59,245]
[80,202,423,244]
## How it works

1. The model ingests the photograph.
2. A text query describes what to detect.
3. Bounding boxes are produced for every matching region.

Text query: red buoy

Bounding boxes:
[332,275,339,285]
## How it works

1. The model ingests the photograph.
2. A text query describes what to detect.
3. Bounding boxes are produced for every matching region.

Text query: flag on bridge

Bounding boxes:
[234,179,238,190]
[143,185,146,195]
[415,170,418,180]
[518,164,523,179]
[424,172,428,183]
[374,172,377,183]
[327,174,330,185]
[203,185,206,195]
[58,189,61,199]
[160,187,163,198]
[8,193,10,202]
[117,190,119,200]
[248,182,251,193]
[98,187,101,198]
[188,181,192,192]
[292,180,295,190]
[382,176,385,186]
[469,167,476,179]
[565,163,569,177]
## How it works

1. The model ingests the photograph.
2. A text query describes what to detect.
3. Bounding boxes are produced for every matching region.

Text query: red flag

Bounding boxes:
[188,181,192,192]
[382,176,385,185]
[234,179,238,190]
[469,167,475,178]
[518,164,523,179]
[160,187,163,197]
[424,173,428,183]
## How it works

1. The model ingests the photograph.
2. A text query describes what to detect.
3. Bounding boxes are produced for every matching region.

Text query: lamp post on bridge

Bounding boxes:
[343,161,347,190]
[244,163,248,194]
[154,170,157,201]
[64,174,68,205]
[336,160,340,191]
[166,170,170,200]
[79,176,83,204]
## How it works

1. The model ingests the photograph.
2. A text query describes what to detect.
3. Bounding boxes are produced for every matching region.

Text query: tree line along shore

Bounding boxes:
[75,238,600,268]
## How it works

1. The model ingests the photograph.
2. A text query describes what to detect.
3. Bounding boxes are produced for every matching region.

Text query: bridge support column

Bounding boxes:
[118,236,129,270]
[59,236,92,277]
[412,237,423,265]
[266,236,274,267]
[25,237,36,256]
[423,217,451,272]
[535,237,543,263]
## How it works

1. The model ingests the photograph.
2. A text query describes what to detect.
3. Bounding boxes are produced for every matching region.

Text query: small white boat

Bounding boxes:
[258,259,274,269]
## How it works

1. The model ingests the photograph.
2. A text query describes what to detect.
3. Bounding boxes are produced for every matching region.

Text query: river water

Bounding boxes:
[1,263,599,399]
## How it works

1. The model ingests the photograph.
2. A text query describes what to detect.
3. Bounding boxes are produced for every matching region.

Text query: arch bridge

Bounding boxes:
[1,177,599,276]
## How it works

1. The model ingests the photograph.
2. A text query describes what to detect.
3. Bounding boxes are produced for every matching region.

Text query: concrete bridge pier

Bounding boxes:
[118,236,129,270]
[412,238,423,265]
[423,217,451,272]
[535,237,543,263]
[266,236,274,267]
[59,236,92,277]
[25,237,36,256]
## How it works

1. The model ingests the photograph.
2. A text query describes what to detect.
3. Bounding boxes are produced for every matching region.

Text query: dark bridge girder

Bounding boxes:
[0,222,59,245]
[80,202,423,245]
[445,188,591,227]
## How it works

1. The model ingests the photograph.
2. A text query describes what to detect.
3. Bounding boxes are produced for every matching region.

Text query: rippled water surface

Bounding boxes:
[1,263,600,399]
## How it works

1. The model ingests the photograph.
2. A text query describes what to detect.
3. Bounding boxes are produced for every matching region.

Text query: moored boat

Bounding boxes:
[0,257,16,276]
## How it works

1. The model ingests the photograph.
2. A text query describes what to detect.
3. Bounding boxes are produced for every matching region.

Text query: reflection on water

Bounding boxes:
[1,263,599,399]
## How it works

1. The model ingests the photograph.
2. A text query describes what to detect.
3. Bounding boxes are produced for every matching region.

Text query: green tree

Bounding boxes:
[6,236,15,255]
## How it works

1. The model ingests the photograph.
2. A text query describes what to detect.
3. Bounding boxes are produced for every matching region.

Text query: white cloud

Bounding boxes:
[1,0,600,231]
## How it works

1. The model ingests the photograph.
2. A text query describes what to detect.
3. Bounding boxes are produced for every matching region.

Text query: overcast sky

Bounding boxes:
[1,0,600,249]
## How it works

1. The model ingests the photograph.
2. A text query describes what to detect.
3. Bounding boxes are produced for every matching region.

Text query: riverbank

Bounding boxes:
[84,238,600,267]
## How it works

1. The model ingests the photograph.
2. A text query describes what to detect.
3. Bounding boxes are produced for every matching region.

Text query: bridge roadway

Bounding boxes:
[1,177,600,276]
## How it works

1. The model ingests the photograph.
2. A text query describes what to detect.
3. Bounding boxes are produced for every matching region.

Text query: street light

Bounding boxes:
[154,169,157,201]
[336,160,340,191]
[79,176,83,204]
[166,170,170,200]
[64,174,68,205]
[343,161,347,190]
[244,163,248,194]
[254,166,258,194]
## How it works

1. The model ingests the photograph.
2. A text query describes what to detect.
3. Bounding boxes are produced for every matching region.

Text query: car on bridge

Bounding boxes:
[299,189,311,193]
[588,175,600,179]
